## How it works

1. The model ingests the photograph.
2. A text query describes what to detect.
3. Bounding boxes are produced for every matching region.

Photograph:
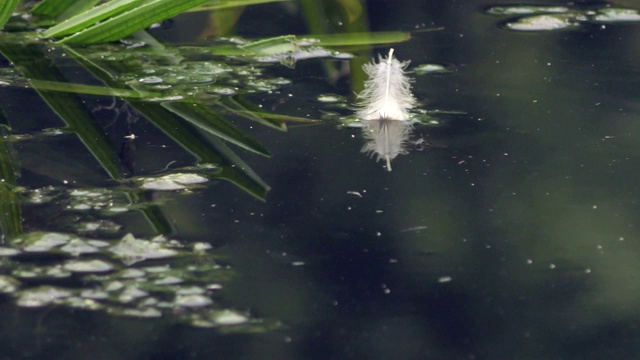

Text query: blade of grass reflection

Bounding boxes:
[0,42,125,180]
[64,46,270,200]
[219,96,287,131]
[162,102,271,157]
[130,100,270,200]
[0,110,22,241]
[126,189,175,235]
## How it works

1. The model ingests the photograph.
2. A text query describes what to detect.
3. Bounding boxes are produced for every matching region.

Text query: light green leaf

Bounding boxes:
[33,0,100,20]
[300,31,411,46]
[43,0,145,38]
[239,35,297,55]
[188,0,286,12]
[0,0,20,29]
[59,0,212,44]
[26,79,160,98]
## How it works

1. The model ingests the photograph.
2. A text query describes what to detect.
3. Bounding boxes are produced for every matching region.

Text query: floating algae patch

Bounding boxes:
[503,13,581,31]
[109,233,179,265]
[592,8,640,22]
[485,5,569,16]
[487,4,640,31]
[0,230,270,330]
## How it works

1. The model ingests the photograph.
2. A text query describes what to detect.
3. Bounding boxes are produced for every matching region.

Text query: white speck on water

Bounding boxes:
[438,276,453,283]
[549,263,556,269]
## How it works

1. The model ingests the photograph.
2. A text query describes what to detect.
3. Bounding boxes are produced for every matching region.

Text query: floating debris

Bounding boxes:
[19,232,72,252]
[60,239,100,256]
[140,173,209,191]
[213,310,249,325]
[64,259,114,273]
[175,294,213,308]
[485,5,569,16]
[16,286,72,307]
[0,247,20,257]
[317,94,345,103]
[593,8,640,22]
[0,276,20,293]
[413,63,455,75]
[504,14,579,31]
[0,226,269,329]
[110,233,179,265]
[488,5,640,31]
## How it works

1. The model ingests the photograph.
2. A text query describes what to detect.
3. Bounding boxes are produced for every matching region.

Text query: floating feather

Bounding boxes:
[355,48,416,171]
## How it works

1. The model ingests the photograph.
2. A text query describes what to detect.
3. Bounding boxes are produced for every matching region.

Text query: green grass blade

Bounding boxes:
[188,0,286,12]
[26,79,160,98]
[0,0,20,29]
[0,42,125,180]
[33,0,100,20]
[300,31,411,46]
[59,0,212,44]
[239,35,297,55]
[162,102,271,157]
[43,0,145,38]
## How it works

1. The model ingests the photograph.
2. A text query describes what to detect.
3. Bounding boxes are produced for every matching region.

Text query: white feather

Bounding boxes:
[355,48,416,121]
[355,48,417,171]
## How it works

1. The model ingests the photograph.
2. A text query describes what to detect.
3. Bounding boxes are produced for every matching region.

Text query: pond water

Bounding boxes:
[2,0,640,359]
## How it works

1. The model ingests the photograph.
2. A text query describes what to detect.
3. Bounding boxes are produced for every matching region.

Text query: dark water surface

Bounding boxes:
[3,1,640,359]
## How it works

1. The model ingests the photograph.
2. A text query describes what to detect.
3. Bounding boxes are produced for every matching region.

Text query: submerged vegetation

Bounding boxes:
[0,0,417,326]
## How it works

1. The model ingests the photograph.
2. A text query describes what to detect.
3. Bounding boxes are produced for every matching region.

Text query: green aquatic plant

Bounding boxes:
[0,0,413,239]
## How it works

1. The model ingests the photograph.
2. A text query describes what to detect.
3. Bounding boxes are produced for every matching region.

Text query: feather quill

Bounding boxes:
[355,48,416,171]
